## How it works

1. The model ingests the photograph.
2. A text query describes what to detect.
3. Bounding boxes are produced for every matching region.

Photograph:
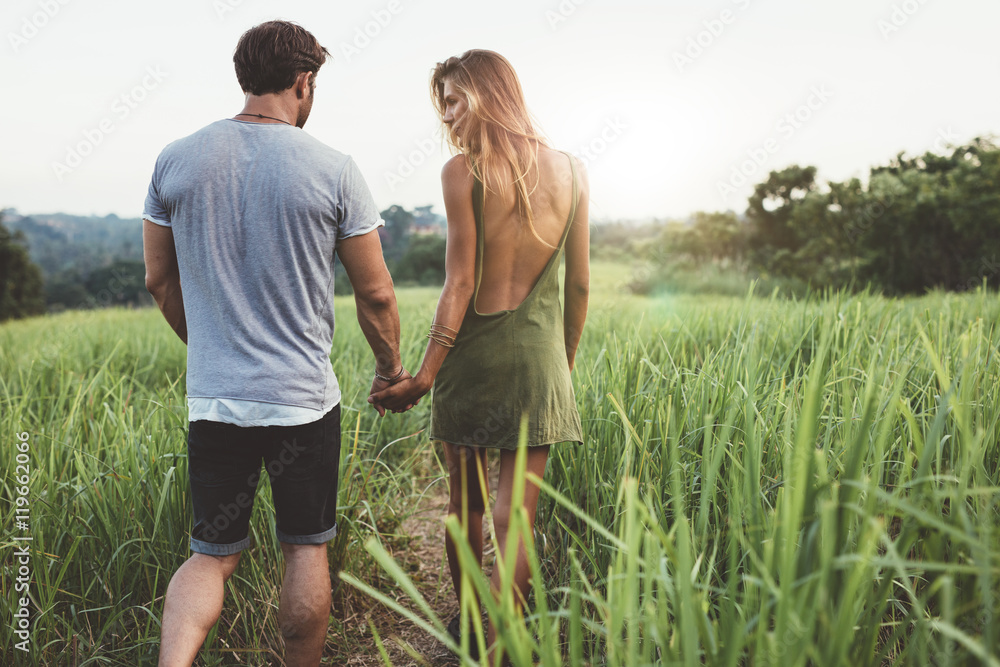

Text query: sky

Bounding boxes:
[1,0,998,223]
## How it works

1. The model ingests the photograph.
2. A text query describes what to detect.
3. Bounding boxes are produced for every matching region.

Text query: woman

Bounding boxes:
[369,49,590,659]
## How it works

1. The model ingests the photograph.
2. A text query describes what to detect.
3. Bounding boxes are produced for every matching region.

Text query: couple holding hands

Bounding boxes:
[143,19,588,666]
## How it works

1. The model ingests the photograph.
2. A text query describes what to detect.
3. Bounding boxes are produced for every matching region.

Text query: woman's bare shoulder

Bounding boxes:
[562,150,589,183]
[441,155,476,227]
[540,146,588,198]
[441,154,475,183]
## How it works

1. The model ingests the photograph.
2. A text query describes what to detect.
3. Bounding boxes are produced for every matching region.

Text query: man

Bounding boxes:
[142,20,408,666]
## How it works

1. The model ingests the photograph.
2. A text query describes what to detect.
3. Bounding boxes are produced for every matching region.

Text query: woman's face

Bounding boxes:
[442,79,470,140]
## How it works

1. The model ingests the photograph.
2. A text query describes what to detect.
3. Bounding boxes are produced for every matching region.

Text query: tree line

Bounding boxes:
[3,138,998,322]
[334,204,447,295]
[640,137,1000,295]
[0,205,449,322]
[0,211,150,321]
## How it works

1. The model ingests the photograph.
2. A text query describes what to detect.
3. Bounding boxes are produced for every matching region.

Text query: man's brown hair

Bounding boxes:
[234,20,330,95]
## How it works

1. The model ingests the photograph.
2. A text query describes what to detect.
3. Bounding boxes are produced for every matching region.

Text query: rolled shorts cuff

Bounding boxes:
[276,523,337,545]
[190,535,251,556]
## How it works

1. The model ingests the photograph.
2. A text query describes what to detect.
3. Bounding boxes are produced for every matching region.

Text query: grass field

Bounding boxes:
[1,263,998,665]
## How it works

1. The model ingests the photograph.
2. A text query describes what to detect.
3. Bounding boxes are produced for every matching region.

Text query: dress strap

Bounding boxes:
[556,151,579,250]
[471,168,487,314]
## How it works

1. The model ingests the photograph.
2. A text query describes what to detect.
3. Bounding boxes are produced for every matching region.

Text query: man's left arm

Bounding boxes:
[143,218,187,344]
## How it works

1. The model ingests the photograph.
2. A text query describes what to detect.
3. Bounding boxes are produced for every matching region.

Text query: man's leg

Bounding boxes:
[163,418,261,666]
[158,552,241,667]
[265,406,341,665]
[279,543,332,665]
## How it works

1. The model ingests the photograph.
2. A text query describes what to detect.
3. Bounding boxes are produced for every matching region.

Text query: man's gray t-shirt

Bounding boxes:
[143,119,382,411]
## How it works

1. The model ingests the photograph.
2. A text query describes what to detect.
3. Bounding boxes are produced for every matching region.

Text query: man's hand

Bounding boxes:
[368,369,415,417]
[369,375,430,415]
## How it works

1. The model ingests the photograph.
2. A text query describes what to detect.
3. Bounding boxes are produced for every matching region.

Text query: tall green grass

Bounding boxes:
[2,280,998,665]
[0,296,438,665]
[354,287,1000,665]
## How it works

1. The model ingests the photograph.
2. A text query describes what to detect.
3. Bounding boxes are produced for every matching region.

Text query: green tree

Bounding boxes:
[747,165,819,257]
[644,140,1000,295]
[45,270,90,311]
[393,235,447,285]
[690,211,746,261]
[0,213,46,321]
[85,260,150,308]
[845,139,1000,293]
[379,205,414,262]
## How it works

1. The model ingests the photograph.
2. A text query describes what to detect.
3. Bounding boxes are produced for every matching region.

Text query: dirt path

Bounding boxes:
[346,460,499,667]
[365,476,462,666]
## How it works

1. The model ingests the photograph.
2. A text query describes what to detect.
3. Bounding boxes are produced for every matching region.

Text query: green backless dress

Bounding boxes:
[430,153,584,450]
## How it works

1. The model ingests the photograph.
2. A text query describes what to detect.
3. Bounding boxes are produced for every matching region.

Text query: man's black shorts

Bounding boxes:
[186,404,341,556]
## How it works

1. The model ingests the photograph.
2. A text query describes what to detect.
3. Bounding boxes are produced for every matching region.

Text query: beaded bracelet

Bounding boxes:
[374,366,405,382]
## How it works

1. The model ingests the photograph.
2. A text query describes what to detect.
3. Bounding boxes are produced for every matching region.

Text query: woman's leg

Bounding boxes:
[487,445,551,656]
[442,442,490,603]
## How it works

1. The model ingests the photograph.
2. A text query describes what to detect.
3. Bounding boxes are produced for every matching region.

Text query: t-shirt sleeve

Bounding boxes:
[142,162,171,227]
[336,157,384,240]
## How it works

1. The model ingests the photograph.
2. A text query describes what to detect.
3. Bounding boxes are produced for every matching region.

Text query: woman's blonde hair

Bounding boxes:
[431,50,552,246]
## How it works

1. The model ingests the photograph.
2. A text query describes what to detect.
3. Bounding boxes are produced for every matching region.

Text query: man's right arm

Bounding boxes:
[143,218,187,344]
[336,230,404,395]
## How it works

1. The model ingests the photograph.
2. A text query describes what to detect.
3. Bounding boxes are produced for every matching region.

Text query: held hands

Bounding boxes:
[369,373,430,415]
[369,369,414,417]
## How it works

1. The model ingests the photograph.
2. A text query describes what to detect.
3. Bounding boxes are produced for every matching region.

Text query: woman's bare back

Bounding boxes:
[475,145,579,313]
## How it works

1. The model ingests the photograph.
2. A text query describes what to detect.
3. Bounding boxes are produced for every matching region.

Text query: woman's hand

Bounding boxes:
[369,375,431,414]
[369,369,413,417]
[368,157,473,417]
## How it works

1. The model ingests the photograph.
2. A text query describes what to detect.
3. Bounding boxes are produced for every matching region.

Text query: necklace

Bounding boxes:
[235,113,292,126]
